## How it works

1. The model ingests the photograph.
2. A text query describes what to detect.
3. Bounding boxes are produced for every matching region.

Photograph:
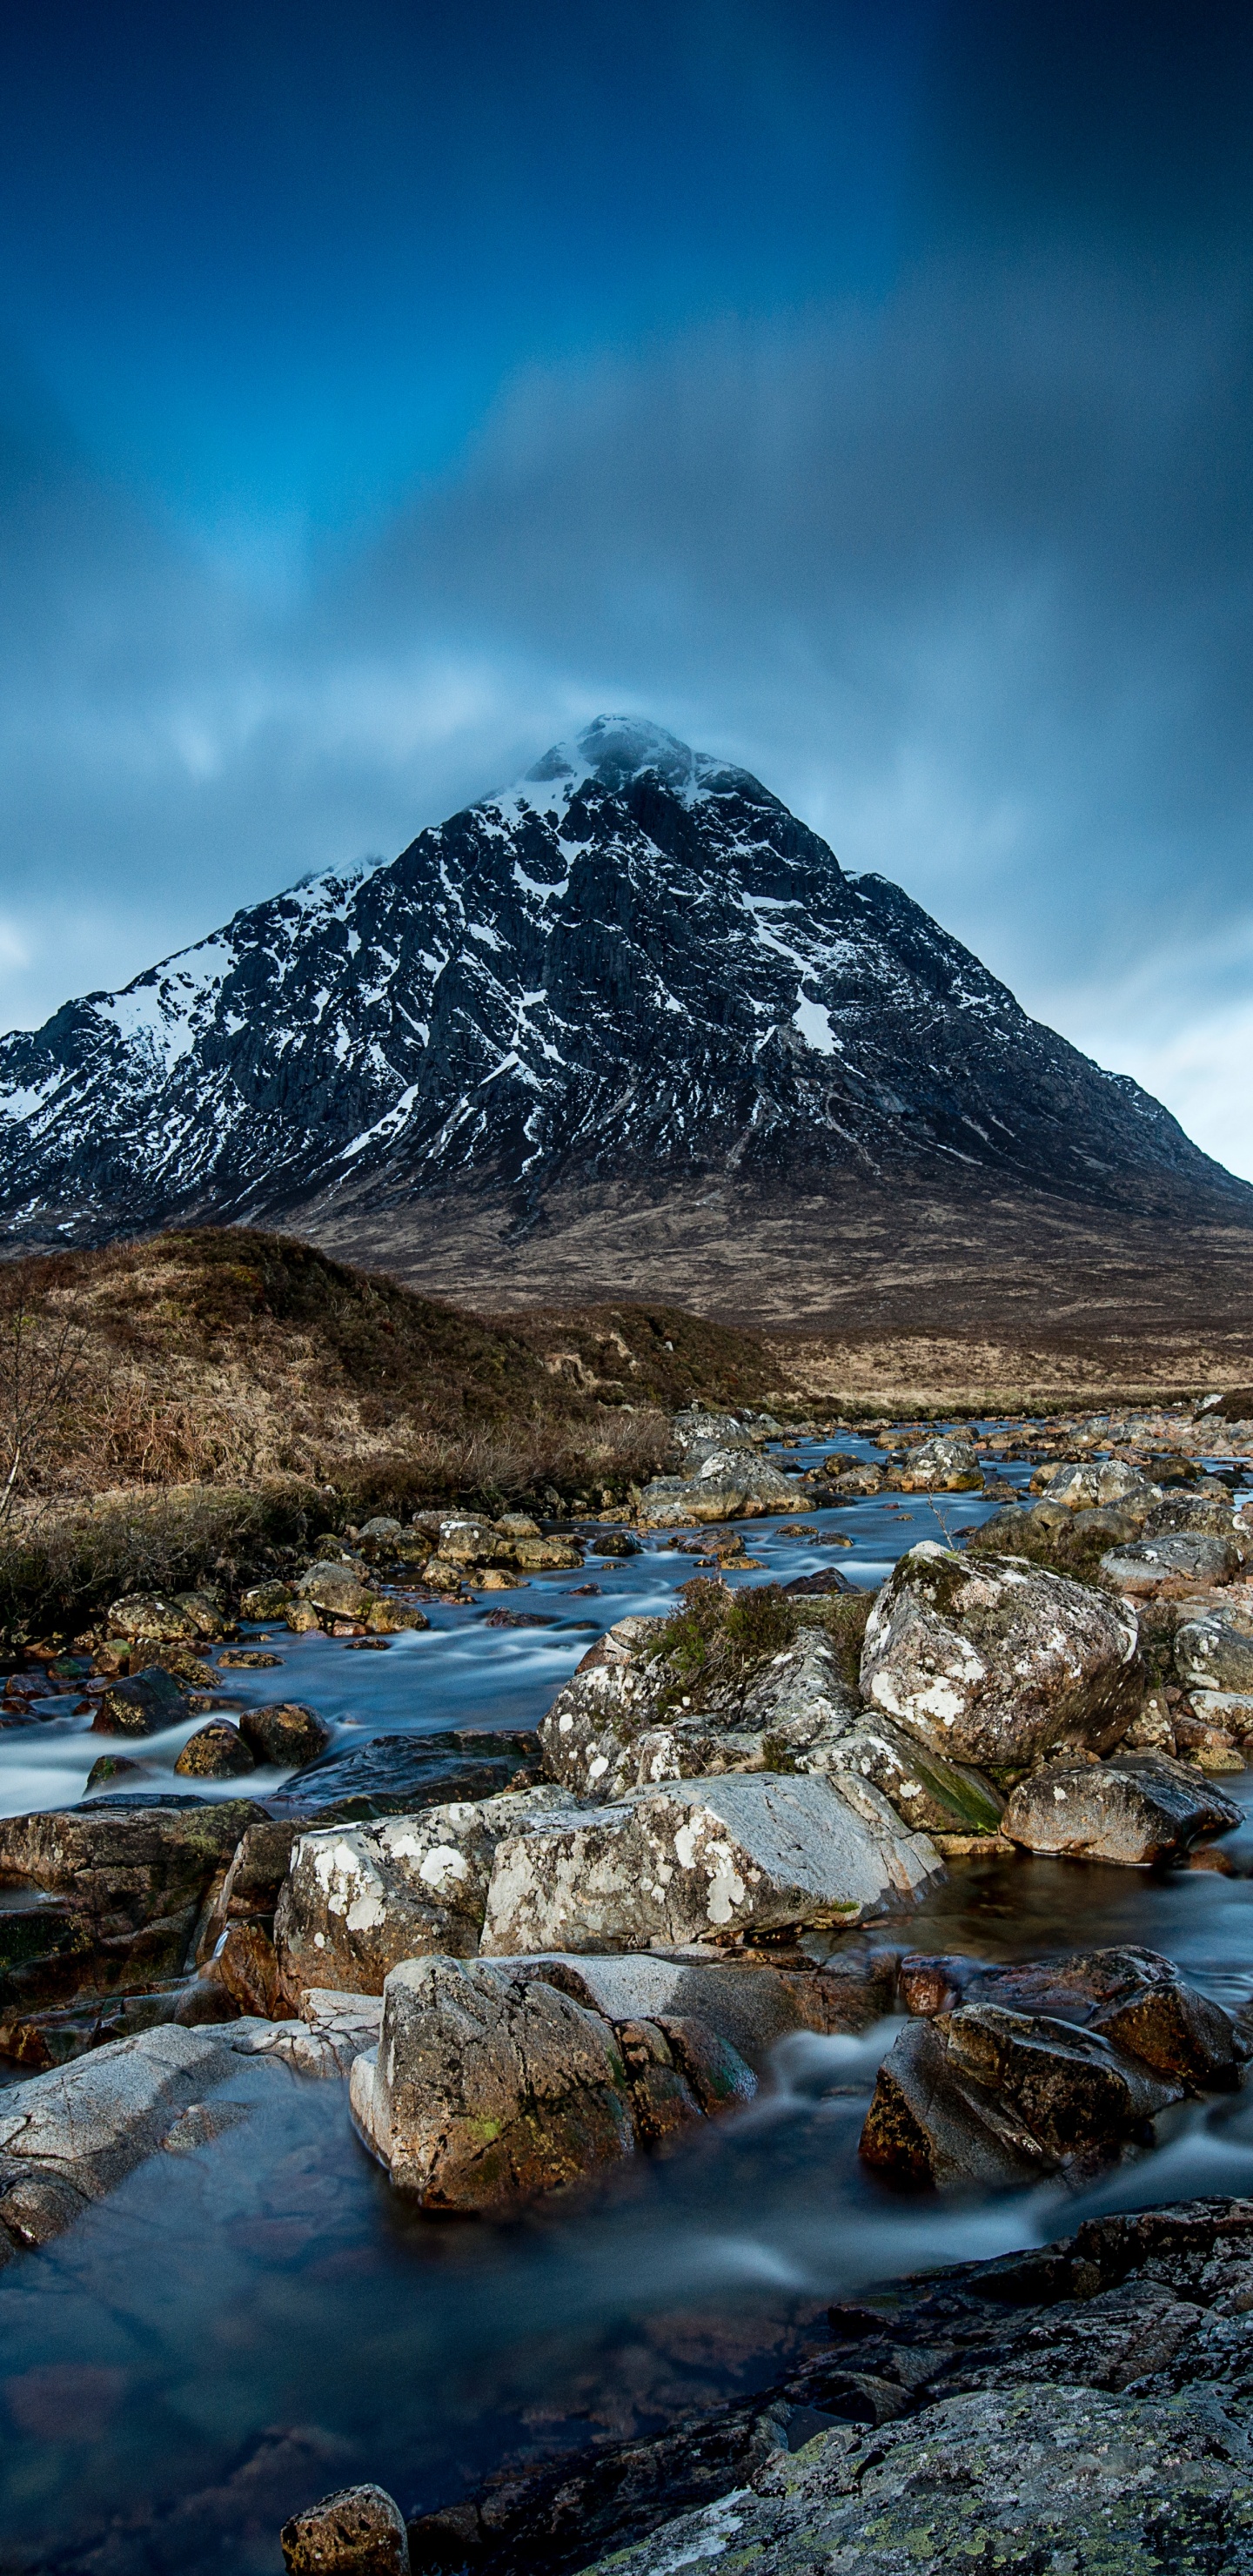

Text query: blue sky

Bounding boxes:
[3,1,1252,1172]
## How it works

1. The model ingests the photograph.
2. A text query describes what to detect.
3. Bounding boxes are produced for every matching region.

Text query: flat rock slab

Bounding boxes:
[1002,1752,1242,1863]
[0,2018,281,2253]
[576,2384,1253,2576]
[860,1544,1142,1767]
[480,1771,940,1955]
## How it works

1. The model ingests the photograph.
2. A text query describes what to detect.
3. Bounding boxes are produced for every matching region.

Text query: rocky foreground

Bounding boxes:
[3,1393,1253,2566]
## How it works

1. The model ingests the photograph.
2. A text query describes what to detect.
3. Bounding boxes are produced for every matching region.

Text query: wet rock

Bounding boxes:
[860,2002,1180,2189]
[274,1788,572,1995]
[0,2021,278,2251]
[174,1721,256,1779]
[91,1664,187,1736]
[218,1647,284,1668]
[84,1754,148,1794]
[814,1714,1006,1839]
[931,1944,1244,2090]
[892,1433,983,1493]
[860,1544,1142,1767]
[207,1919,283,2016]
[1002,1750,1241,1864]
[0,1799,267,2008]
[1100,1533,1243,1596]
[520,1952,814,2069]
[592,1531,641,1558]
[281,2481,411,2575]
[480,1771,940,1957]
[107,1592,200,1644]
[349,1955,636,2209]
[270,1727,541,1821]
[513,1536,584,1571]
[239,1702,333,1768]
[1176,1614,1253,1694]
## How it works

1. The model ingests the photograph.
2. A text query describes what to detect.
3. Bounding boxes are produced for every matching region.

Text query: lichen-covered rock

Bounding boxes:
[239,1580,297,1620]
[1002,1750,1241,1864]
[480,1771,940,1956]
[860,1543,1142,1767]
[892,1432,983,1493]
[106,1592,200,1644]
[538,1620,863,1802]
[238,1702,332,1768]
[280,2483,410,2575]
[0,1798,266,2007]
[1100,1533,1243,1596]
[294,1561,372,1619]
[91,1664,187,1736]
[860,2002,1180,2189]
[1033,1459,1163,1511]
[813,1714,1005,1838]
[174,1721,255,1778]
[512,1535,584,1571]
[573,2384,1253,2576]
[1176,1614,1253,1694]
[349,1955,636,2208]
[273,1787,571,1994]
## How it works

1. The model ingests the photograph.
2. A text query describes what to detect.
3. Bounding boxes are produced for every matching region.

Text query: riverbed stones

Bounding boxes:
[1099,1533,1243,1597]
[349,1955,636,2208]
[519,1953,813,2069]
[860,2002,1181,2189]
[174,1721,256,1778]
[1002,1750,1242,1864]
[479,1771,940,1957]
[280,2483,411,2576]
[860,1543,1142,1767]
[273,1788,572,1995]
[91,1664,187,1736]
[238,1702,333,1768]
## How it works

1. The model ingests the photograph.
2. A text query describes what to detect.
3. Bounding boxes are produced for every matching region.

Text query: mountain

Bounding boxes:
[1,717,1248,1296]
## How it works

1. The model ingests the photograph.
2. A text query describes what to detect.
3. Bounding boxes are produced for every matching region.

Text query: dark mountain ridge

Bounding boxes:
[0,715,1247,1261]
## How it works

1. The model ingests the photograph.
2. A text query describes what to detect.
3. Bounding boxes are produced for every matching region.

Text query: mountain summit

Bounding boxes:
[0,717,1245,1261]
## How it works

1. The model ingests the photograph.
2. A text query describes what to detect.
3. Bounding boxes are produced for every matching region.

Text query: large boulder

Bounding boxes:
[860,2002,1181,2189]
[349,1955,637,2208]
[1175,1615,1253,1695]
[814,1714,1006,1839]
[1099,1533,1243,1597]
[1033,1460,1162,1512]
[273,1787,571,1995]
[480,1771,940,1956]
[891,1433,983,1493]
[860,1544,1142,1768]
[1002,1752,1241,1864]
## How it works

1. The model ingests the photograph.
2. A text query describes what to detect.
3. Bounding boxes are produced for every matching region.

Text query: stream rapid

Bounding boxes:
[3,1434,1252,2574]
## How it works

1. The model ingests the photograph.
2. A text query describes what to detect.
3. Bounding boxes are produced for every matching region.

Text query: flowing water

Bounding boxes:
[3,1436,1252,2573]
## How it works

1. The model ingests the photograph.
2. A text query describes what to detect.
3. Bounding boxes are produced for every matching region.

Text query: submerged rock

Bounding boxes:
[860,1544,1142,1767]
[480,1770,940,1956]
[1002,1751,1241,1864]
[860,2002,1180,2189]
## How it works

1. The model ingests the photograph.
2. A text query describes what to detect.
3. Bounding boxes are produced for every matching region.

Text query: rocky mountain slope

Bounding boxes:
[2,717,1246,1263]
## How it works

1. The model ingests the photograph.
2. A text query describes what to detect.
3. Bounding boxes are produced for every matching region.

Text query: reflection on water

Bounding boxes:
[3,1432,1252,2570]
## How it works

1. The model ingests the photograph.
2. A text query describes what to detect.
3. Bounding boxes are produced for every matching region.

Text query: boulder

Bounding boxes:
[175,1588,231,1638]
[238,1702,333,1768]
[106,1593,200,1644]
[1033,1460,1162,1512]
[496,1513,541,1539]
[861,2002,1181,2189]
[914,1943,1243,2090]
[814,1714,1005,1839]
[349,1955,636,2208]
[1099,1533,1243,1597]
[1002,1751,1241,1864]
[281,2483,410,2576]
[518,1952,812,2070]
[480,1771,940,1956]
[892,1433,984,1493]
[860,1544,1142,1768]
[91,1664,187,1736]
[294,1561,372,1620]
[436,1516,506,1564]
[673,1408,756,1459]
[1190,1688,1253,1741]
[1176,1615,1253,1695]
[513,1536,584,1571]
[239,1580,297,1620]
[539,1619,866,1802]
[174,1721,256,1778]
[273,1787,572,1995]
